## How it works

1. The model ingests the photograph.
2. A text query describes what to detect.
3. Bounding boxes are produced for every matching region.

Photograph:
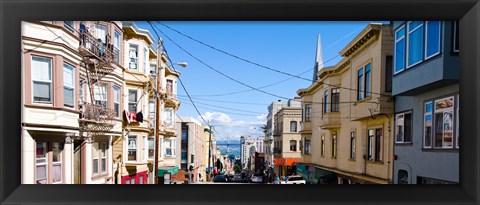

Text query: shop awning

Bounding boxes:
[274,158,300,166]
[158,166,179,176]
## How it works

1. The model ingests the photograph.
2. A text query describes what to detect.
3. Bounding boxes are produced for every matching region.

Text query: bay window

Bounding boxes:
[165,138,175,157]
[331,88,339,112]
[332,132,337,158]
[323,90,328,113]
[357,68,363,100]
[143,136,147,161]
[64,21,74,32]
[144,48,149,74]
[129,44,138,70]
[304,138,311,154]
[407,21,424,67]
[32,56,52,103]
[148,137,155,160]
[95,24,107,44]
[394,25,406,73]
[321,135,325,157]
[36,142,48,184]
[63,63,75,108]
[289,140,296,151]
[290,121,297,132]
[396,112,412,143]
[165,108,174,126]
[305,104,311,122]
[425,21,441,59]
[94,83,108,109]
[364,64,371,98]
[113,86,120,117]
[128,135,137,161]
[128,89,138,112]
[93,142,107,175]
[114,32,120,64]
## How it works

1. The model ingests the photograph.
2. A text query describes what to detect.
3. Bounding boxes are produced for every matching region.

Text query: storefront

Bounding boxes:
[297,163,336,184]
[121,171,148,184]
[157,166,180,184]
[274,158,300,177]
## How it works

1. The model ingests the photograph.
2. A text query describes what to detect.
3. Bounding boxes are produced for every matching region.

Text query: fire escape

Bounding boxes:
[78,22,117,138]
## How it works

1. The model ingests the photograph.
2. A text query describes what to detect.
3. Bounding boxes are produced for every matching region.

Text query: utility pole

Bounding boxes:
[154,38,162,184]
[208,126,212,181]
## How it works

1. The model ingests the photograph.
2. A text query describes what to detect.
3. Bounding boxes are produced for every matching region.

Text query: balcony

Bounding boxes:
[78,102,116,136]
[164,91,180,109]
[273,131,281,137]
[318,112,341,129]
[299,121,312,134]
[78,31,117,73]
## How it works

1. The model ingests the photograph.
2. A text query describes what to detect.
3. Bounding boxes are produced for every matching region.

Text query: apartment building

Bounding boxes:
[175,116,207,182]
[21,21,124,184]
[392,21,459,184]
[264,100,288,169]
[272,98,302,177]
[240,136,264,170]
[297,23,394,184]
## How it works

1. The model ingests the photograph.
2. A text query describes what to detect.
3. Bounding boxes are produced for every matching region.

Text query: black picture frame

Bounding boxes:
[1,0,479,204]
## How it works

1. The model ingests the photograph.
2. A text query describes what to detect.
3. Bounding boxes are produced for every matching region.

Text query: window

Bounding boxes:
[407,21,424,67]
[357,68,363,100]
[51,142,62,183]
[113,86,120,117]
[385,56,393,92]
[456,94,459,149]
[64,21,74,31]
[149,100,155,119]
[425,21,441,59]
[453,21,459,52]
[394,25,406,73]
[350,131,356,159]
[289,140,297,151]
[143,136,147,161]
[94,83,108,111]
[63,63,75,108]
[433,96,455,148]
[424,103,433,148]
[165,108,174,126]
[368,128,383,161]
[36,142,63,184]
[144,48,149,74]
[321,135,325,157]
[398,170,409,184]
[95,24,107,44]
[324,90,328,113]
[331,88,339,112]
[166,79,173,95]
[114,32,120,64]
[332,132,337,158]
[32,56,52,103]
[79,80,84,104]
[396,112,412,143]
[165,139,175,157]
[129,45,138,70]
[128,89,137,112]
[364,63,371,98]
[36,142,48,184]
[305,104,311,122]
[92,142,107,174]
[304,139,311,154]
[290,121,297,132]
[148,137,155,160]
[128,135,137,161]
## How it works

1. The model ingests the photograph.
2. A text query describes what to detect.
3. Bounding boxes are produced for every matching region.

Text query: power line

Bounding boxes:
[155,21,391,98]
[147,21,211,128]
[177,96,269,105]
[177,96,265,114]
[181,100,261,117]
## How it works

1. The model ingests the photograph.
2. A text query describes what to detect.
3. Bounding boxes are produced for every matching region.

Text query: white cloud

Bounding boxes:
[197,112,266,142]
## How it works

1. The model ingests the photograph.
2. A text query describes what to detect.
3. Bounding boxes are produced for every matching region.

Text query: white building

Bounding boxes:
[240,136,264,170]
[264,100,288,169]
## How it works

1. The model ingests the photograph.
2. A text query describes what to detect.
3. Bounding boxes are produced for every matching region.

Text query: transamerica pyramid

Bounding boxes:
[312,34,324,83]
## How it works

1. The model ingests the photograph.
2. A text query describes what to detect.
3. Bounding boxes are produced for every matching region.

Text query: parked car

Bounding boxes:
[250,173,264,183]
[213,175,229,183]
[279,175,306,184]
[233,174,243,182]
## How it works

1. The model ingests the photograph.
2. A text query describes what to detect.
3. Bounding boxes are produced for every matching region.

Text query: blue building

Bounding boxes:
[392,21,459,184]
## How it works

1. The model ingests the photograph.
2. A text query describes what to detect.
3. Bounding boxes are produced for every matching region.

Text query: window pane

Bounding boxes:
[93,159,99,174]
[95,24,107,43]
[357,68,363,100]
[395,39,405,72]
[365,64,371,97]
[64,87,74,107]
[36,165,47,184]
[92,143,99,159]
[128,90,137,102]
[101,158,106,172]
[434,112,444,147]
[426,21,441,57]
[32,56,52,81]
[52,164,62,182]
[114,87,120,102]
[408,22,424,67]
[52,143,62,162]
[148,138,155,159]
[375,129,382,161]
[424,114,432,147]
[63,63,74,87]
[404,113,412,142]
[36,142,47,159]
[33,82,51,102]
[443,111,454,148]
[94,84,107,101]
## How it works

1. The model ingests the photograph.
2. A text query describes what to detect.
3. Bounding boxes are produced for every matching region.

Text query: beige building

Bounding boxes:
[21,21,124,184]
[273,98,302,177]
[297,23,394,184]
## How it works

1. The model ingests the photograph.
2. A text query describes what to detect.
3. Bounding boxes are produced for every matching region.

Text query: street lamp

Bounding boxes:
[175,61,188,68]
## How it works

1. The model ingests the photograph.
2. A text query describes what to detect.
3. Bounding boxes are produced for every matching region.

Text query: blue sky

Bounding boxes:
[134,21,385,142]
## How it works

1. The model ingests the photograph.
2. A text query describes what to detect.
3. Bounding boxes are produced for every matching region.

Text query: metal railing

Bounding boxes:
[79,31,116,65]
[79,102,116,122]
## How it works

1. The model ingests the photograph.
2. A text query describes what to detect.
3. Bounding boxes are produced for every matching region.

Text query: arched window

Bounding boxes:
[398,170,409,184]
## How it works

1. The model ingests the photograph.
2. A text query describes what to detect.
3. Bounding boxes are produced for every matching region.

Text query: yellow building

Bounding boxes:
[297,23,394,184]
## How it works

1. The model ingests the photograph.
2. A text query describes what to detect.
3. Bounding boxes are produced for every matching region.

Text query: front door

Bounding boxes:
[73,140,83,184]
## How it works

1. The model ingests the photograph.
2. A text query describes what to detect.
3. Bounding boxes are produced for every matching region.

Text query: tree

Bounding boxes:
[233,164,241,173]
